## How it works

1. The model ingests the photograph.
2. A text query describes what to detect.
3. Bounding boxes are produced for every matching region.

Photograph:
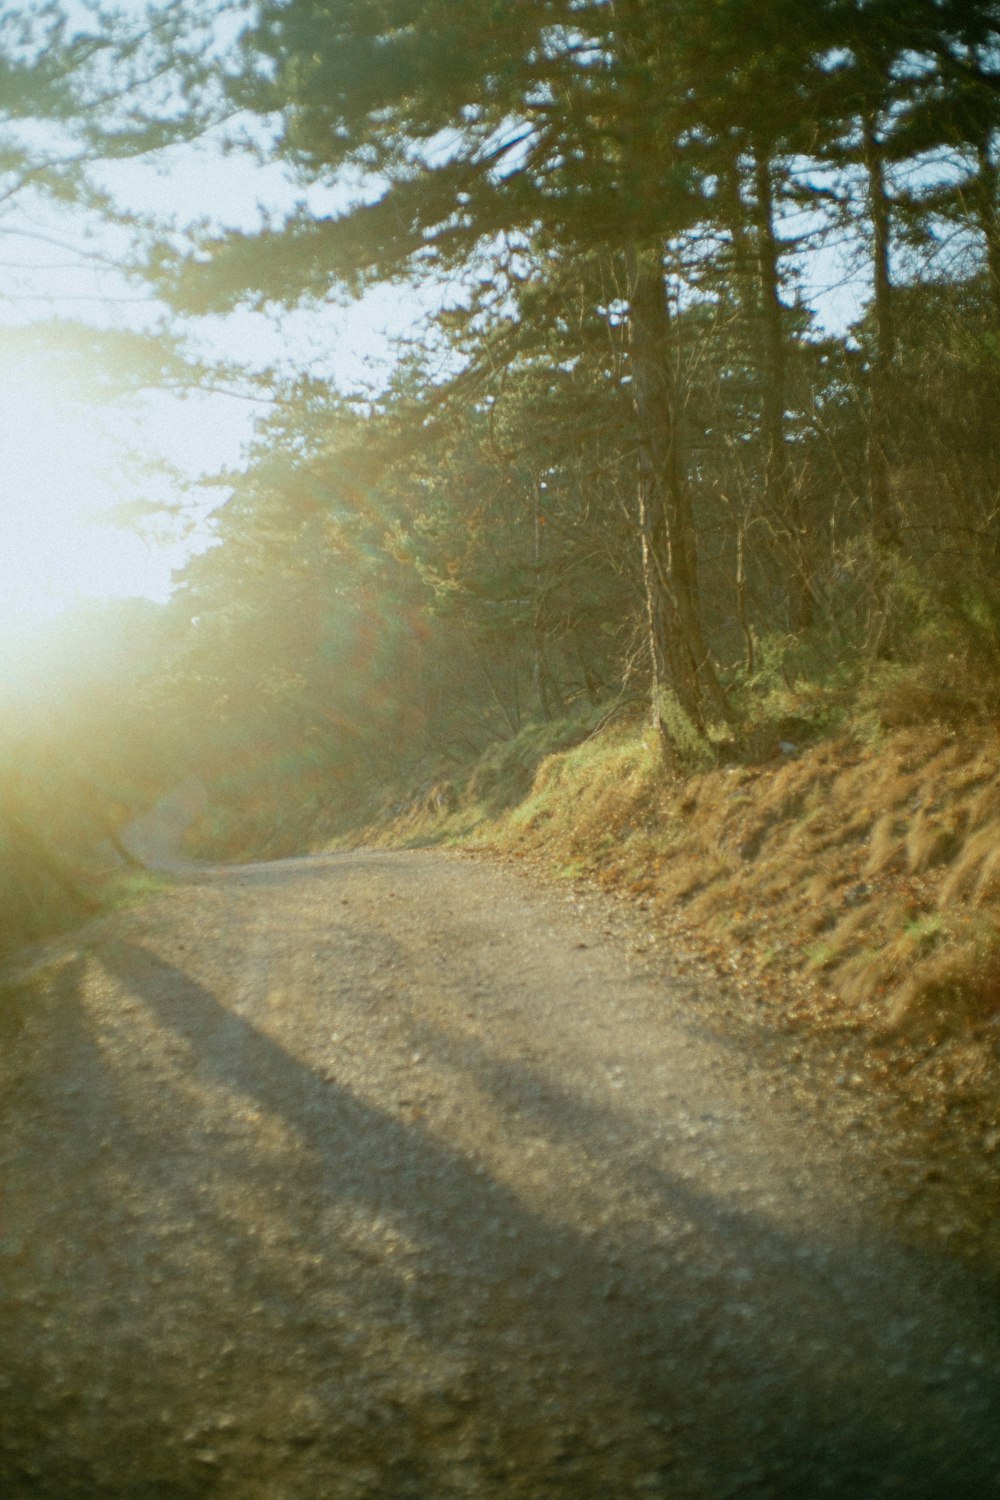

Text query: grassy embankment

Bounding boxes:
[339,703,1000,1062]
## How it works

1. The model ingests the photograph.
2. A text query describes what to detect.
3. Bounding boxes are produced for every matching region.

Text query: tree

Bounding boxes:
[0,2,221,287]
[123,0,1000,783]
[148,0,747,753]
[671,0,839,630]
[894,0,1000,320]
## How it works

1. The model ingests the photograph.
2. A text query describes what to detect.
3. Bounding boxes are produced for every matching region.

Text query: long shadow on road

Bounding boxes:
[6,928,988,1499]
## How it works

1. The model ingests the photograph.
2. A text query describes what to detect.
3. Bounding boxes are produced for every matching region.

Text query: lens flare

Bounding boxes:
[0,363,166,651]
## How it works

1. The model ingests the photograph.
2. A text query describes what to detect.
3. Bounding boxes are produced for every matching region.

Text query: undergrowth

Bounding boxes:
[482,719,1000,1044]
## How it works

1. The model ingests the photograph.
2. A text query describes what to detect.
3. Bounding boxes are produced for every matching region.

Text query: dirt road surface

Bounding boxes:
[1,844,999,1498]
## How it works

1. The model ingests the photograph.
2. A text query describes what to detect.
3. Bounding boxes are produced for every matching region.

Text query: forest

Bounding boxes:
[3,0,1000,1001]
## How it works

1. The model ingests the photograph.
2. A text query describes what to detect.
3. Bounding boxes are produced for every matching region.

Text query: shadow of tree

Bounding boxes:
[2,857,1000,1500]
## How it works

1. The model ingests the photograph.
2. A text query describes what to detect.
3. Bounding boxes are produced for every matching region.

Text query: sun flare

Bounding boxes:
[0,364,168,646]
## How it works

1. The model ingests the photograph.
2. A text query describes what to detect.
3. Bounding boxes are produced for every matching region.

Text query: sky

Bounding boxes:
[0,45,425,646]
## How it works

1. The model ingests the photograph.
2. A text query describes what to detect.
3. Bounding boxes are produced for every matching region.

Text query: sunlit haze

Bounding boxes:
[0,86,428,672]
[0,367,183,638]
[0,287,427,656]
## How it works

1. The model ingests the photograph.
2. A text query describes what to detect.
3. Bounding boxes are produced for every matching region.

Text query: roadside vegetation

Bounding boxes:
[370,708,1000,1046]
[0,601,185,958]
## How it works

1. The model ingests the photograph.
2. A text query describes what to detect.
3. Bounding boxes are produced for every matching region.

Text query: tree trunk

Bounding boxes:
[625,243,728,755]
[752,148,789,508]
[530,486,564,720]
[973,132,1000,325]
[862,108,900,548]
[752,144,812,628]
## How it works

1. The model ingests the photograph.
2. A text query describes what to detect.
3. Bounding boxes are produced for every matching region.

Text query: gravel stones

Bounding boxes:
[1,848,999,1497]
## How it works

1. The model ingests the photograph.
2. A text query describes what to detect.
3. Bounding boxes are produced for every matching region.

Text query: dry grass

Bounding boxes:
[481,721,1000,1044]
[344,705,1000,1057]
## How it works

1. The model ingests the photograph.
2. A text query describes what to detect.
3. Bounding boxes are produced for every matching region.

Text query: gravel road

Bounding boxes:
[1,843,998,1499]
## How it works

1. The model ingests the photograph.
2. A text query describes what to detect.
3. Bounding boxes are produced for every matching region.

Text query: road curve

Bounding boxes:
[0,848,998,1498]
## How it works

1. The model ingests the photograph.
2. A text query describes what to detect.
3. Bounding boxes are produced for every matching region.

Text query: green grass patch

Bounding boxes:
[96,868,171,911]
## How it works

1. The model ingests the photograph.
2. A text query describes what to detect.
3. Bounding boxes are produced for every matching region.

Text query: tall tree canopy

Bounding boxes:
[135,0,1000,770]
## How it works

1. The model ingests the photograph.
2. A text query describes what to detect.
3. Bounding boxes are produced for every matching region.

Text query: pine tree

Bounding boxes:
[151,0,740,752]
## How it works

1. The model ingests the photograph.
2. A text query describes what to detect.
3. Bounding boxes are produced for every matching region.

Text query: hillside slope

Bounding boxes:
[360,718,1000,1126]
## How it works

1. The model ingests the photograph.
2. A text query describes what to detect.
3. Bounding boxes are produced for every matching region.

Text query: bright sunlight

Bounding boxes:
[0,363,173,648]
